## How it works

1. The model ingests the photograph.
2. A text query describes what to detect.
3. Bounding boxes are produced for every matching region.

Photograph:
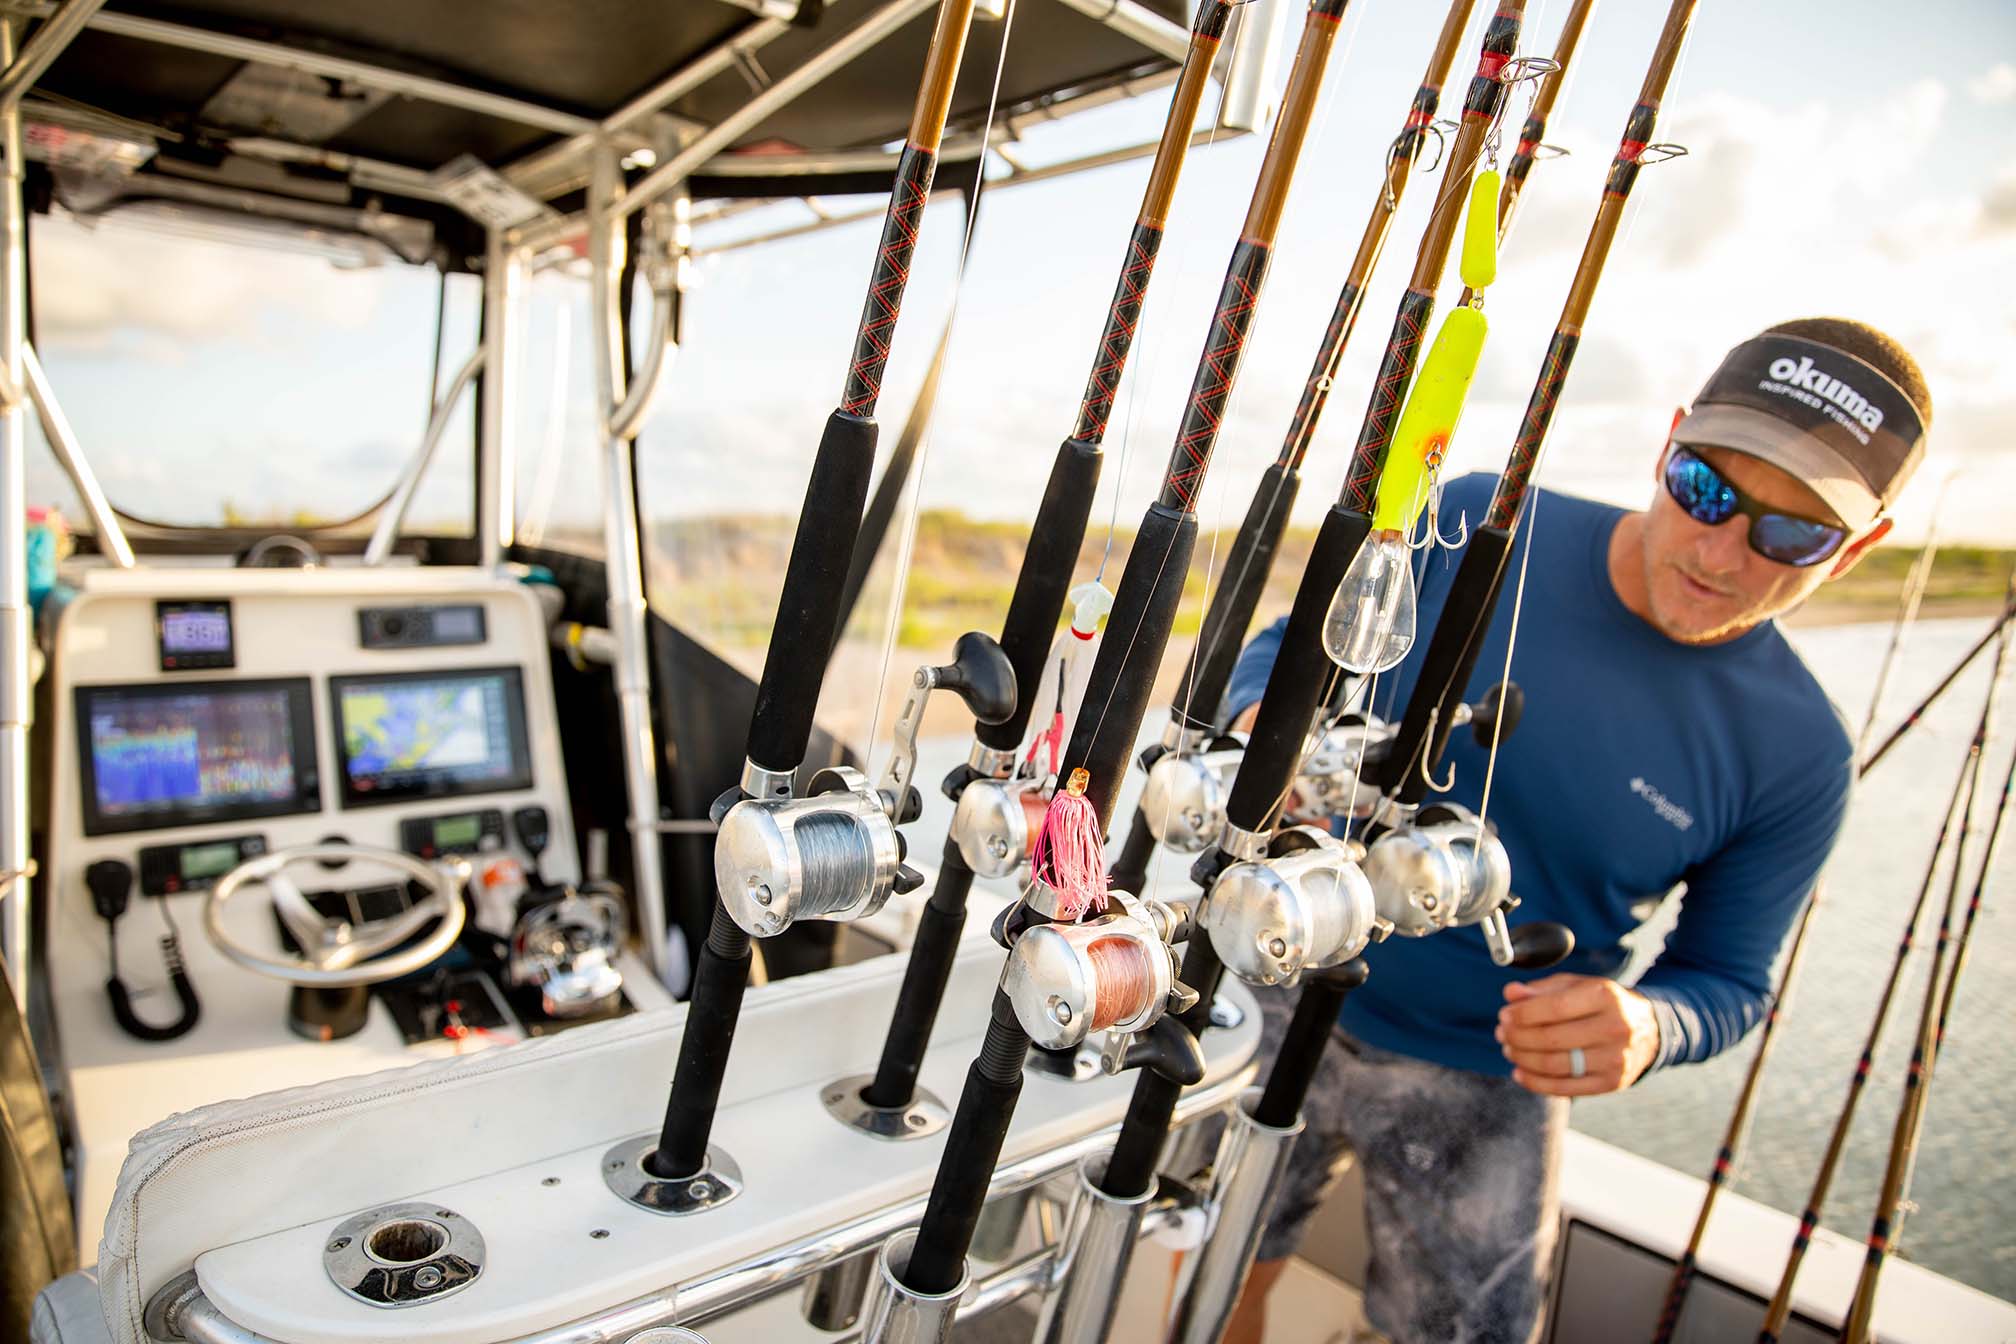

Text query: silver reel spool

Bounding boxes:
[1359,803,1512,940]
[1139,742,1246,853]
[717,765,907,936]
[1297,715,1390,823]
[951,774,1043,879]
[1000,892,1186,1057]
[1203,826,1388,988]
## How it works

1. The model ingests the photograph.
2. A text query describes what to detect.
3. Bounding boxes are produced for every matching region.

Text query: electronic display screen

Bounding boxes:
[331,666,533,807]
[433,814,483,849]
[179,840,243,880]
[431,607,484,644]
[76,678,320,835]
[156,600,234,670]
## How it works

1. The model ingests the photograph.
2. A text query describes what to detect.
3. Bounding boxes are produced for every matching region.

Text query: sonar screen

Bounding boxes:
[76,678,320,835]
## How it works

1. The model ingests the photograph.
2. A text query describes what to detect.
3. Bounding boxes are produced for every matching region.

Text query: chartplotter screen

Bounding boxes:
[76,678,320,835]
[330,666,533,807]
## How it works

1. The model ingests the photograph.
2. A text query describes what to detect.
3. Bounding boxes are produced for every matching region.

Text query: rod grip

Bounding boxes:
[1106,806,1160,894]
[976,437,1104,752]
[649,907,753,1178]
[1384,527,1512,801]
[1173,461,1302,732]
[862,840,976,1108]
[1100,935,1225,1198]
[906,996,1029,1293]
[1062,502,1199,829]
[1254,959,1367,1128]
[1223,507,1372,833]
[747,409,879,773]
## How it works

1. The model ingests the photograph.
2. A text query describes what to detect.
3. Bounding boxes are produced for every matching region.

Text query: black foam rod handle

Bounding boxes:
[648,909,753,1178]
[1099,933,1224,1198]
[905,993,1029,1294]
[1385,525,1512,803]
[976,437,1104,752]
[1254,958,1368,1128]
[862,839,976,1109]
[1172,460,1303,732]
[1061,501,1198,830]
[746,409,879,776]
[1223,506,1372,835]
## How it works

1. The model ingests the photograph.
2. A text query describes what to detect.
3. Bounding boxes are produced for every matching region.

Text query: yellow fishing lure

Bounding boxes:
[1370,170,1501,536]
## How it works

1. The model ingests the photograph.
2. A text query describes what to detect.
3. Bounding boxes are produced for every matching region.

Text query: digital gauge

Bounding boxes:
[156,600,235,671]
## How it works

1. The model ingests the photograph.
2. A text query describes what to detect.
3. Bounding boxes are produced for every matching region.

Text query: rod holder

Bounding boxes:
[1034,1156,1157,1344]
[969,1186,1036,1264]
[1168,1089,1303,1344]
[802,1246,878,1332]
[861,1228,970,1344]
[822,1073,951,1140]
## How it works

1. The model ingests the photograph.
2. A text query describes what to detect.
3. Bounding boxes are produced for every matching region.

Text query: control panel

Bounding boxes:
[399,808,506,860]
[138,833,268,896]
[358,603,487,650]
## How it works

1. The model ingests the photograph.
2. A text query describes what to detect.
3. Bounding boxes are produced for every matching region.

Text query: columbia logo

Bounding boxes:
[1630,776,1695,831]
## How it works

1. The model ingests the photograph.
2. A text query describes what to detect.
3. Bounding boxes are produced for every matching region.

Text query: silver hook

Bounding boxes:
[1430,494,1469,550]
[1417,118,1460,175]
[1416,709,1459,793]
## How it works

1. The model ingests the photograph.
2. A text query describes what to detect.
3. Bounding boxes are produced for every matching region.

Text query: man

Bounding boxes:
[1217,317,1932,1343]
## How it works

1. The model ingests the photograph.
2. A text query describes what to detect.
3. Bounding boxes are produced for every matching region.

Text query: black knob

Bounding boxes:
[935,632,1017,727]
[1470,680,1526,749]
[1507,920,1575,970]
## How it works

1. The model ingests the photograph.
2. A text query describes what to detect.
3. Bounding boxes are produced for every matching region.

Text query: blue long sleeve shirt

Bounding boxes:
[1223,474,1852,1077]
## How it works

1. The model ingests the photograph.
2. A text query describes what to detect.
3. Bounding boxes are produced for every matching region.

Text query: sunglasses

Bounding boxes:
[1661,445,1848,568]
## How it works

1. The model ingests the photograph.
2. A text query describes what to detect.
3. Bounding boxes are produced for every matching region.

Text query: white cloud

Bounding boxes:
[1968,63,2016,105]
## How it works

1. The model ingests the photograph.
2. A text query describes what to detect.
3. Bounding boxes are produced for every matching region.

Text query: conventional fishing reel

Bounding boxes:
[1202,825,1390,988]
[1000,890,1196,1071]
[1296,713,1391,823]
[1137,721,1248,854]
[1358,803,1571,968]
[950,768,1047,880]
[717,632,1015,936]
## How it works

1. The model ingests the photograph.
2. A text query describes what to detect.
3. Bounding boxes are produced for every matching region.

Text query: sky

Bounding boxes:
[26,0,2016,557]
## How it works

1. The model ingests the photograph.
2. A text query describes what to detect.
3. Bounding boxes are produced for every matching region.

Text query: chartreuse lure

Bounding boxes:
[1324,171,1500,675]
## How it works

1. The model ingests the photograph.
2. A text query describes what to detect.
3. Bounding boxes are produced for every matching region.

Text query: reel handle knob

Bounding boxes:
[935,632,1017,726]
[1468,680,1525,748]
[1507,920,1574,970]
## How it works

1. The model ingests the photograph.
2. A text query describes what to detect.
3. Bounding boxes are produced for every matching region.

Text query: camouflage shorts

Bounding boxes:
[1249,985,1567,1344]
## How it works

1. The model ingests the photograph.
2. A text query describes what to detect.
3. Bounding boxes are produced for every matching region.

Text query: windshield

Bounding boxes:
[27,205,478,535]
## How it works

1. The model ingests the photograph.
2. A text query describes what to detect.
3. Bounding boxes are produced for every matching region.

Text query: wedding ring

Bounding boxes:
[1568,1047,1587,1079]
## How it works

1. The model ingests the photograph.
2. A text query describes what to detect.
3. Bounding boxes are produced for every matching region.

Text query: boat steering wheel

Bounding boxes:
[205,843,469,987]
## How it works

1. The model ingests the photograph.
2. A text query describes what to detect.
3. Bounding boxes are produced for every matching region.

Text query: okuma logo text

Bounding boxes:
[1630,776,1694,831]
[1766,355,1885,433]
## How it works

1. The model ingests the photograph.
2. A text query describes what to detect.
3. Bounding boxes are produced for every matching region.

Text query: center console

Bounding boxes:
[41,567,673,1256]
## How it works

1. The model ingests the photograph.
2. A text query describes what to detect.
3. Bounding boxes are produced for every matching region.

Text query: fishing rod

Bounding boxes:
[1113,0,1600,895]
[1856,483,1951,759]
[844,0,1250,1133]
[1860,593,2016,774]
[1657,529,1960,1340]
[1840,631,2016,1342]
[1078,12,1538,1322]
[1104,0,1484,893]
[1744,621,2006,1341]
[620,0,989,1200]
[877,1,1362,1328]
[1375,0,1697,815]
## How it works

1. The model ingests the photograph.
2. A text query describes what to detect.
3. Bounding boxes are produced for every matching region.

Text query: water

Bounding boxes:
[908,614,2016,1302]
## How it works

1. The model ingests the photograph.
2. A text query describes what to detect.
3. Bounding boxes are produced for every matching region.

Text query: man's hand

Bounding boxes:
[1496,974,1661,1096]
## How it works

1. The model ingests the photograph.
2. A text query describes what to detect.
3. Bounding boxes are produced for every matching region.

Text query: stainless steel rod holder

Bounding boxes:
[1035,1156,1157,1344]
[1169,1089,1303,1344]
[803,1246,879,1332]
[860,1229,969,1344]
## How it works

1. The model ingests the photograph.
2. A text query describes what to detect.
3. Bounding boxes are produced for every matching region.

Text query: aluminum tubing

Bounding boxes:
[1169,1089,1303,1344]
[861,1229,971,1344]
[1034,1157,1158,1344]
